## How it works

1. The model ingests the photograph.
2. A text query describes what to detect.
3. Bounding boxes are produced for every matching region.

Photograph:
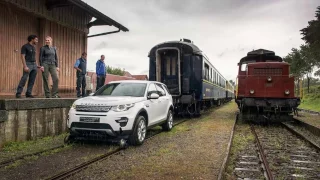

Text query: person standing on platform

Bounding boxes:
[39,36,60,98]
[16,35,39,98]
[74,52,87,97]
[95,55,107,91]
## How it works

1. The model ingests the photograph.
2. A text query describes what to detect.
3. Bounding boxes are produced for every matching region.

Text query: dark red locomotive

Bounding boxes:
[236,49,300,121]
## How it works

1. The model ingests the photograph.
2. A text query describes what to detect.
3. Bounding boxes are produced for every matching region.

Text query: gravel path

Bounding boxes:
[66,102,237,180]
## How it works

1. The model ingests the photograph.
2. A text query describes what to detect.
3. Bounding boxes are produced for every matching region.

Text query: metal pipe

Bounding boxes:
[87,29,120,38]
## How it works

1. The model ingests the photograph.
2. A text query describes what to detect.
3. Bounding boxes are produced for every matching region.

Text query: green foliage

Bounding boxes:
[106,65,125,76]
[300,85,320,112]
[229,80,235,86]
[300,6,320,71]
[301,6,320,47]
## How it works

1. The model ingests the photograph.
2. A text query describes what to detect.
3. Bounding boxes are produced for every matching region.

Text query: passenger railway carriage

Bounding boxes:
[148,39,234,116]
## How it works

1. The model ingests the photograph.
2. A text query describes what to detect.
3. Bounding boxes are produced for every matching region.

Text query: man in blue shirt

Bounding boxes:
[74,52,87,97]
[95,55,107,91]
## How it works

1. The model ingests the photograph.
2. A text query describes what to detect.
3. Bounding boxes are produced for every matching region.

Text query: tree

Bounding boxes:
[300,6,320,72]
[283,45,318,93]
[301,6,320,47]
[106,65,125,76]
[229,80,235,87]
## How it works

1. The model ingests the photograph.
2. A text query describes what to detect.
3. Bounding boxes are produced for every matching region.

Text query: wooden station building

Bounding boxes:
[0,0,129,97]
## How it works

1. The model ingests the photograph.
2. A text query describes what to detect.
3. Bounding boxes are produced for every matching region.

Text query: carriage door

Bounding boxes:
[161,51,179,95]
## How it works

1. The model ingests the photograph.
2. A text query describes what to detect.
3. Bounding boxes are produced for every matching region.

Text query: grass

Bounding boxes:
[299,93,320,112]
[224,121,256,179]
[299,85,320,112]
[1,133,68,153]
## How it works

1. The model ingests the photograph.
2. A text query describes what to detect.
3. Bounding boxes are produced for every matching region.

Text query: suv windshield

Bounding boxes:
[95,83,147,97]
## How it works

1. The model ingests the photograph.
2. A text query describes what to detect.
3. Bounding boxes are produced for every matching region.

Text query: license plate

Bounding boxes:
[80,117,100,123]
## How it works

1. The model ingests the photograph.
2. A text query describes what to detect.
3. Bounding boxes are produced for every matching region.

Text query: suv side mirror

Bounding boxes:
[148,93,159,99]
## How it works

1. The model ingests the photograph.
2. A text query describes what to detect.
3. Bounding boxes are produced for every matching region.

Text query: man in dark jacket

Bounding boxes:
[16,35,39,98]
[95,55,107,91]
[74,52,87,97]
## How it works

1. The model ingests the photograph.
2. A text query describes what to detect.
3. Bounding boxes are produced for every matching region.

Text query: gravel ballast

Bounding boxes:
[67,102,237,179]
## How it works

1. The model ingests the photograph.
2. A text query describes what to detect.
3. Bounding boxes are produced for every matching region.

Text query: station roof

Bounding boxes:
[45,0,129,32]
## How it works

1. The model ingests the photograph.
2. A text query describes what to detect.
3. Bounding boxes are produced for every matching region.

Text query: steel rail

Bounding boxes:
[281,121,320,150]
[250,125,274,180]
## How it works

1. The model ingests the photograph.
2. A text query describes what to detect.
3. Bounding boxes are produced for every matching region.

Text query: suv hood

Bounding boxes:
[74,96,146,106]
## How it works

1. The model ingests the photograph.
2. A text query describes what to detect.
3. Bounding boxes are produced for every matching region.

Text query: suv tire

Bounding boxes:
[162,110,173,131]
[128,115,147,146]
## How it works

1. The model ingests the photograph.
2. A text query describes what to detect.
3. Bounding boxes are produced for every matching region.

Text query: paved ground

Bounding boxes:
[67,102,237,180]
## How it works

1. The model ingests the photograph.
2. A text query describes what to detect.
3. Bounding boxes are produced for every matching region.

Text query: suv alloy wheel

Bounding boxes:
[129,115,147,145]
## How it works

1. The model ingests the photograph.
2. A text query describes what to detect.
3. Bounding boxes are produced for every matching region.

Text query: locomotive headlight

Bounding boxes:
[267,76,272,82]
[284,90,290,95]
[250,89,255,94]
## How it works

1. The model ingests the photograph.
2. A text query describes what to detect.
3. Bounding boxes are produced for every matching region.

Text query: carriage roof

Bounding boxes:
[148,40,203,57]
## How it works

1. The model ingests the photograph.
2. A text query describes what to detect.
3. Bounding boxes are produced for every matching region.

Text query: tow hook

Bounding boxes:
[119,139,128,149]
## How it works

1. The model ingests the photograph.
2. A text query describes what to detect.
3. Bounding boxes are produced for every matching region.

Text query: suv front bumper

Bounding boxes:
[67,108,137,138]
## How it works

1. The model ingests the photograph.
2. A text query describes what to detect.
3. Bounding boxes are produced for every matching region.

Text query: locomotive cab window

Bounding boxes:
[240,63,248,72]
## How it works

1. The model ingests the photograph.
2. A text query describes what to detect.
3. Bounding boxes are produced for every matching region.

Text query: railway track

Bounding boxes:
[44,116,193,180]
[224,116,320,180]
[252,123,320,179]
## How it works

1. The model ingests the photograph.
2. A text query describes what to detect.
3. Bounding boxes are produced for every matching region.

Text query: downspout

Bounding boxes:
[87,29,120,38]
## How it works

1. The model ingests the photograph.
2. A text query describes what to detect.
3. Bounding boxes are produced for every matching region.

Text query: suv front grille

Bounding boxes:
[76,105,111,112]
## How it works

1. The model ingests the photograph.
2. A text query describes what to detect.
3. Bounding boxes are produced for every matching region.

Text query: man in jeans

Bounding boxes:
[16,35,39,98]
[74,52,87,97]
[95,55,107,91]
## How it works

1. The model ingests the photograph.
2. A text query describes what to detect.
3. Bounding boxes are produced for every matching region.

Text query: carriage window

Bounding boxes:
[165,57,177,76]
[172,57,176,75]
[204,63,209,80]
[166,57,170,75]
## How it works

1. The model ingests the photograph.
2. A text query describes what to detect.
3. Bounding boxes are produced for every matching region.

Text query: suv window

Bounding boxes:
[155,83,166,96]
[95,83,147,97]
[147,83,158,96]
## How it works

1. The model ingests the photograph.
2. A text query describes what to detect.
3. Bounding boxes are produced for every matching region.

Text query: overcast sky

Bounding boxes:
[83,0,318,81]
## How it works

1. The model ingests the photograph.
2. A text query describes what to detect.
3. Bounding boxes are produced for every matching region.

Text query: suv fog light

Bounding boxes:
[267,76,272,82]
[115,117,129,127]
[284,90,290,95]
[250,89,255,94]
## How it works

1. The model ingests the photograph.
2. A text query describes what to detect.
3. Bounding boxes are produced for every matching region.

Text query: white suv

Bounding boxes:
[67,80,174,145]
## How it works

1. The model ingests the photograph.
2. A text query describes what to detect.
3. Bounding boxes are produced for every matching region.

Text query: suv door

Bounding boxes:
[145,83,161,125]
[155,83,170,121]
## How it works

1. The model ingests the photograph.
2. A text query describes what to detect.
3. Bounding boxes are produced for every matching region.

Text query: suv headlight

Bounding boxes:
[112,103,135,112]
[71,103,76,109]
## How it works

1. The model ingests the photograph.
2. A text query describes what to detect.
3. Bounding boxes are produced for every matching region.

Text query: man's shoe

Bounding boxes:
[52,95,60,98]
[16,94,21,98]
[26,94,34,98]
